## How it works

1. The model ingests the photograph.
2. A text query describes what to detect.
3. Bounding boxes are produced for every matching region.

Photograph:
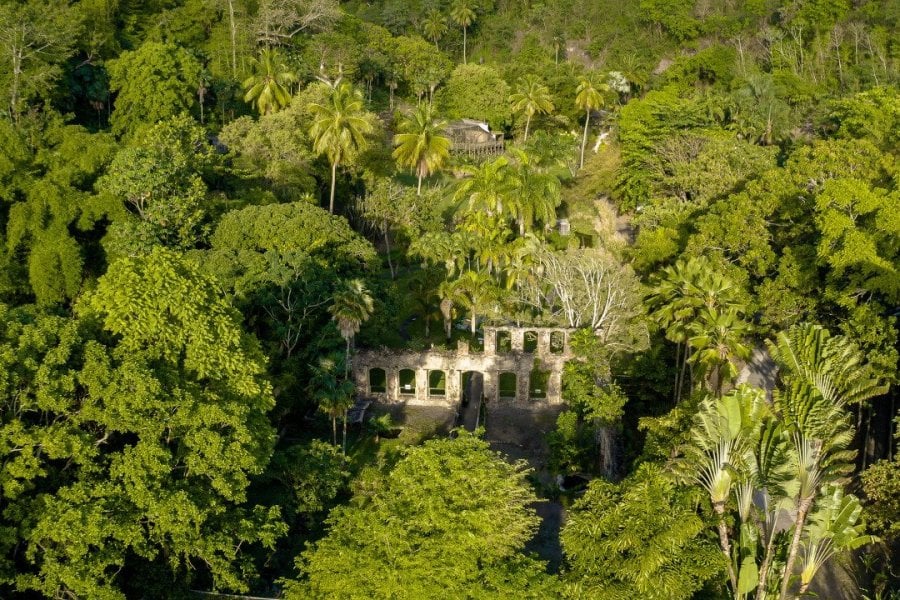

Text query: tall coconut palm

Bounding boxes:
[329,279,374,452]
[450,0,476,64]
[392,103,452,195]
[242,49,297,115]
[309,82,374,213]
[509,75,554,142]
[575,76,608,168]
[422,10,448,50]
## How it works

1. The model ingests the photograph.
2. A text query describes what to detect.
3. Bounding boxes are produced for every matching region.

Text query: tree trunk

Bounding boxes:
[756,516,779,600]
[596,425,616,478]
[463,26,467,64]
[417,172,423,196]
[329,161,338,213]
[889,393,895,462]
[863,402,873,469]
[10,50,21,123]
[780,496,814,600]
[677,346,689,402]
[331,414,337,445]
[345,338,351,379]
[470,309,476,335]
[383,228,395,279]
[673,340,682,403]
[714,501,739,592]
[228,0,237,78]
[342,409,348,454]
[580,109,590,168]
[523,113,531,142]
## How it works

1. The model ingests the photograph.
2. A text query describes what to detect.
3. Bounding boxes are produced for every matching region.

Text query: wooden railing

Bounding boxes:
[450,140,505,156]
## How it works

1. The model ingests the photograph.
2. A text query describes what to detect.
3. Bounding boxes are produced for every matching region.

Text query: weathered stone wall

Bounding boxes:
[351,326,574,407]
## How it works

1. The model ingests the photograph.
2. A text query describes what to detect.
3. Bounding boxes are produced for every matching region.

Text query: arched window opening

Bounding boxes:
[399,369,416,395]
[499,372,517,399]
[550,331,565,355]
[529,369,549,399]
[429,370,446,397]
[369,368,386,393]
[524,331,538,353]
[496,330,511,353]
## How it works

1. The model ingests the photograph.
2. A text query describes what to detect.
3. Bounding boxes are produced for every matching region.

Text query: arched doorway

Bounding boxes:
[459,371,484,431]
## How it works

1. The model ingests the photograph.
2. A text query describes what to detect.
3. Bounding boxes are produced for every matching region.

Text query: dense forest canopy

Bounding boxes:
[0,0,897,597]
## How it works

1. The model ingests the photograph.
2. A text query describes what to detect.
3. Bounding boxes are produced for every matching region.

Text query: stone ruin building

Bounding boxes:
[351,326,574,409]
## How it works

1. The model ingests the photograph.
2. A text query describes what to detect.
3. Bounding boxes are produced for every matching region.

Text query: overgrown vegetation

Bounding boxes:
[0,0,896,597]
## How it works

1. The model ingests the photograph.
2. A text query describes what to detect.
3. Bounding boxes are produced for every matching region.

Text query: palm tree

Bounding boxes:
[796,486,873,597]
[683,386,772,592]
[509,75,554,142]
[446,270,498,335]
[506,148,561,235]
[392,103,452,195]
[437,278,465,340]
[767,324,886,600]
[309,82,374,213]
[310,354,354,447]
[329,279,374,452]
[687,307,752,397]
[458,211,511,275]
[682,383,864,600]
[453,155,512,216]
[574,76,608,168]
[242,49,297,115]
[450,0,476,64]
[408,268,443,338]
[422,10,448,49]
[646,256,742,402]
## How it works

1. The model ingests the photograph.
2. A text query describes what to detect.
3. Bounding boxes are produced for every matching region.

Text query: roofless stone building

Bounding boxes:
[351,326,574,408]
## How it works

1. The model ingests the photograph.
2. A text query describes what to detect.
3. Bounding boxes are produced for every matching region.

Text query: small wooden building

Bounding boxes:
[446,119,505,157]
